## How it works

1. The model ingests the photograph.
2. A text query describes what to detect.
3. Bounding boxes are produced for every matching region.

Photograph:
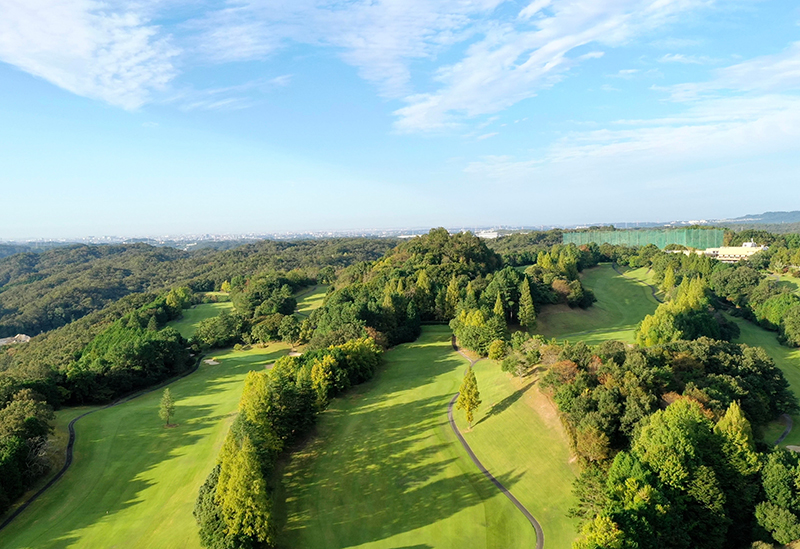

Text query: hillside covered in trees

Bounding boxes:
[0,238,397,338]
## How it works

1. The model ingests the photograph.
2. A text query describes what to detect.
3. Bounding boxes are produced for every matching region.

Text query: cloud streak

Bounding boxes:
[0,0,177,109]
[392,0,710,131]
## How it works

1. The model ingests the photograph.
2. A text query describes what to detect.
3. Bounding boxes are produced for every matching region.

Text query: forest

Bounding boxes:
[3,226,800,547]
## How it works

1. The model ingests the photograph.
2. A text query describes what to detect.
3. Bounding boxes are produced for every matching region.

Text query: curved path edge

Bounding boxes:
[611,263,664,304]
[775,413,794,445]
[449,338,545,549]
[0,354,205,532]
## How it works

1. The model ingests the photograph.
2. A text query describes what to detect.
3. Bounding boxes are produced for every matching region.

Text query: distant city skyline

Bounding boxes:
[1,1,799,239]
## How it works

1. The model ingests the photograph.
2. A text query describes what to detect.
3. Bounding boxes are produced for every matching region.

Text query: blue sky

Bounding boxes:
[1,0,799,239]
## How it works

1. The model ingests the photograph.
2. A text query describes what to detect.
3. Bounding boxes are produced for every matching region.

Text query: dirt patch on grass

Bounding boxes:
[204,359,220,365]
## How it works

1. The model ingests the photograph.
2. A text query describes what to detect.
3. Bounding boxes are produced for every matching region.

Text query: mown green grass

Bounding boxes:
[772,273,800,295]
[453,361,579,548]
[277,326,539,549]
[536,264,659,344]
[294,285,329,317]
[0,343,291,549]
[729,317,800,446]
[167,301,234,339]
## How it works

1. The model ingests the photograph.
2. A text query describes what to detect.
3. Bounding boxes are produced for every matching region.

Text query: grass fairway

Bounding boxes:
[729,317,800,446]
[453,361,579,548]
[536,264,659,344]
[773,273,800,295]
[168,301,234,339]
[294,285,329,317]
[0,343,291,549]
[278,326,539,549]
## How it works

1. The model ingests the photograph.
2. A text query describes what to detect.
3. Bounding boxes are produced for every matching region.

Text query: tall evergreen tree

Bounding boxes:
[493,294,505,318]
[456,367,481,428]
[215,436,271,543]
[445,276,461,318]
[518,278,537,330]
[662,265,677,293]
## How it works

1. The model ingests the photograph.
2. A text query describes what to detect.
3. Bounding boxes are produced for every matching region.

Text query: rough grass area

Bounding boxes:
[294,285,329,317]
[536,264,659,344]
[167,301,234,339]
[453,360,579,548]
[276,326,539,549]
[0,343,291,549]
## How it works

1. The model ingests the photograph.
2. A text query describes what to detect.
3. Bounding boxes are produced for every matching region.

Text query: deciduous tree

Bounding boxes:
[456,367,481,428]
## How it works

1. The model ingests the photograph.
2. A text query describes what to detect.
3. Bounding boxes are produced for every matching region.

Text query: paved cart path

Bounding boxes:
[449,338,545,549]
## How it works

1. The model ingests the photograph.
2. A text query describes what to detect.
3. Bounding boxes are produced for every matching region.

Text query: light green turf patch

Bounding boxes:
[536,264,659,345]
[729,317,800,446]
[277,326,539,549]
[772,273,800,295]
[454,360,579,548]
[0,343,291,549]
[167,302,234,339]
[294,285,329,317]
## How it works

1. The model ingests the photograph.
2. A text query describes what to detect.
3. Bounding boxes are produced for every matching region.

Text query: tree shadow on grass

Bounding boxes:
[472,379,536,428]
[275,330,527,548]
[0,351,272,549]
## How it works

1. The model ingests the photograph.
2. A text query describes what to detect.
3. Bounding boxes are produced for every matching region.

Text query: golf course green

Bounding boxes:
[294,285,329,317]
[536,264,660,345]
[278,326,541,548]
[167,300,234,338]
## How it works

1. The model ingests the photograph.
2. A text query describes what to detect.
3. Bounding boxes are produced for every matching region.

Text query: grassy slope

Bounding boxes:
[294,285,329,317]
[536,264,659,345]
[0,343,291,549]
[167,301,234,339]
[278,326,538,549]
[773,273,800,295]
[454,361,579,548]
[728,318,800,446]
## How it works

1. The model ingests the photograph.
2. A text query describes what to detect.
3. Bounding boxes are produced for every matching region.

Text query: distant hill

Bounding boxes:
[723,211,800,224]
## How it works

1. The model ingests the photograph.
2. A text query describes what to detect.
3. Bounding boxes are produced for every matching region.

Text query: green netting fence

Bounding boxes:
[563,228,723,249]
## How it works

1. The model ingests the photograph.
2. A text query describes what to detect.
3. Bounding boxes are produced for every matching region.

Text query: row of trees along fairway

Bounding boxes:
[194,338,382,548]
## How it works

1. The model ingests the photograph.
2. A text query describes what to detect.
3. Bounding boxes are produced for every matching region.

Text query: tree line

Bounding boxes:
[194,338,382,548]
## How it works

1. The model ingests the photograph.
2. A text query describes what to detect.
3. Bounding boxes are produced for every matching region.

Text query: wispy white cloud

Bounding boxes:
[193,0,503,97]
[659,53,713,64]
[393,0,711,132]
[477,132,499,140]
[668,41,800,100]
[169,76,293,111]
[465,44,800,190]
[0,0,177,109]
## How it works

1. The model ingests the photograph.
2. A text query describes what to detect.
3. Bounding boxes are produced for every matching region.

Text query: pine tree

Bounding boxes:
[493,294,505,318]
[518,277,537,330]
[147,315,158,332]
[456,367,482,428]
[159,388,175,426]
